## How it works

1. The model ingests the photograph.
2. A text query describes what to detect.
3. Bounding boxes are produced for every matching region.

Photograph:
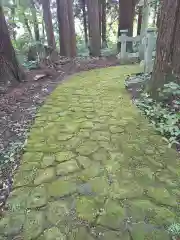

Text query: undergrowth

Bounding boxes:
[135,82,180,148]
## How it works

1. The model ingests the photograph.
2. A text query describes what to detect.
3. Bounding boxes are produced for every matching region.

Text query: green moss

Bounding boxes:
[47,179,76,197]
[97,200,126,228]
[76,196,104,222]
[23,211,44,240]
[2,66,180,239]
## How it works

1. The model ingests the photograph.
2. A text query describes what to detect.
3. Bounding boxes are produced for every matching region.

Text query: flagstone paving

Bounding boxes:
[0,66,180,240]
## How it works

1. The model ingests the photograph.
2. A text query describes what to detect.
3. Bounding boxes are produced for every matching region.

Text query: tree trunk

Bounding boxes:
[156,0,162,28]
[57,0,70,56]
[0,5,24,90]
[87,0,101,56]
[22,12,33,40]
[42,18,45,42]
[152,0,158,26]
[41,0,56,49]
[30,0,40,42]
[82,0,88,47]
[98,0,102,45]
[137,6,142,35]
[101,0,107,48]
[11,0,16,41]
[57,0,76,57]
[67,0,77,57]
[149,0,180,98]
[117,0,136,52]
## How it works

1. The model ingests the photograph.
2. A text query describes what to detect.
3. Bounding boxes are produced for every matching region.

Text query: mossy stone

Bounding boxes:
[38,227,66,240]
[27,185,47,208]
[47,179,76,197]
[34,167,55,185]
[23,211,44,240]
[46,201,69,225]
[56,160,79,176]
[55,151,76,162]
[97,200,126,229]
[76,141,99,156]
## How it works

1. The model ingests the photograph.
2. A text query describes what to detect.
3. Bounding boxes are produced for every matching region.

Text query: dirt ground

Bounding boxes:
[0,56,120,213]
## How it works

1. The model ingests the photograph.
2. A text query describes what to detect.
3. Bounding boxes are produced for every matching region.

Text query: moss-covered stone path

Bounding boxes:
[1,66,180,240]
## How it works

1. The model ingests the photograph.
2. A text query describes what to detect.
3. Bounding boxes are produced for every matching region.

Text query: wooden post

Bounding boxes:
[120,29,128,64]
[144,28,156,73]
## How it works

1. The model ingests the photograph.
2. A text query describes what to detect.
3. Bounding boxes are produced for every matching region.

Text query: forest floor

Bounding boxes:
[0,65,179,239]
[0,57,120,212]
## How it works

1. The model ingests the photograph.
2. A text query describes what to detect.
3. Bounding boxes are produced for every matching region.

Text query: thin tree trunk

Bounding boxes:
[152,0,158,26]
[42,0,56,49]
[0,5,24,89]
[22,12,33,40]
[156,0,162,28]
[82,0,88,47]
[87,0,101,56]
[42,18,45,42]
[150,0,180,97]
[137,6,142,35]
[30,0,40,42]
[11,0,16,41]
[98,0,102,44]
[67,0,76,57]
[101,0,107,48]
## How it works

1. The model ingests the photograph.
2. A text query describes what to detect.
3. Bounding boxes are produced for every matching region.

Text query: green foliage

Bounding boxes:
[159,82,180,100]
[23,60,38,70]
[168,223,180,237]
[136,82,180,148]
[0,140,25,168]
[101,44,117,56]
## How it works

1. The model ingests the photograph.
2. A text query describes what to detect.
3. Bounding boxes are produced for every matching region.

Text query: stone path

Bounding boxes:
[0,66,179,240]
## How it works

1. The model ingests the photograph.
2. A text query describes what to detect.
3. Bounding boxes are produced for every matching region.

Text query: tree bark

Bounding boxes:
[22,12,33,40]
[101,0,107,48]
[41,0,56,49]
[57,0,70,56]
[117,0,136,51]
[152,0,158,26]
[98,0,102,43]
[137,6,142,35]
[87,0,101,56]
[11,0,16,41]
[56,0,76,57]
[82,0,88,47]
[0,5,24,90]
[150,0,180,97]
[156,0,162,28]
[30,0,40,42]
[67,0,77,57]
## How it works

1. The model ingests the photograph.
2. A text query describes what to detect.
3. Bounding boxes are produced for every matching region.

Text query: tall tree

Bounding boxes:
[81,0,88,46]
[10,0,16,41]
[30,0,40,41]
[0,3,24,89]
[117,0,137,51]
[57,0,70,56]
[149,0,180,97]
[137,5,143,35]
[98,0,102,42]
[22,12,33,40]
[87,0,101,56]
[101,0,107,48]
[67,0,76,57]
[56,0,76,57]
[41,0,56,49]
